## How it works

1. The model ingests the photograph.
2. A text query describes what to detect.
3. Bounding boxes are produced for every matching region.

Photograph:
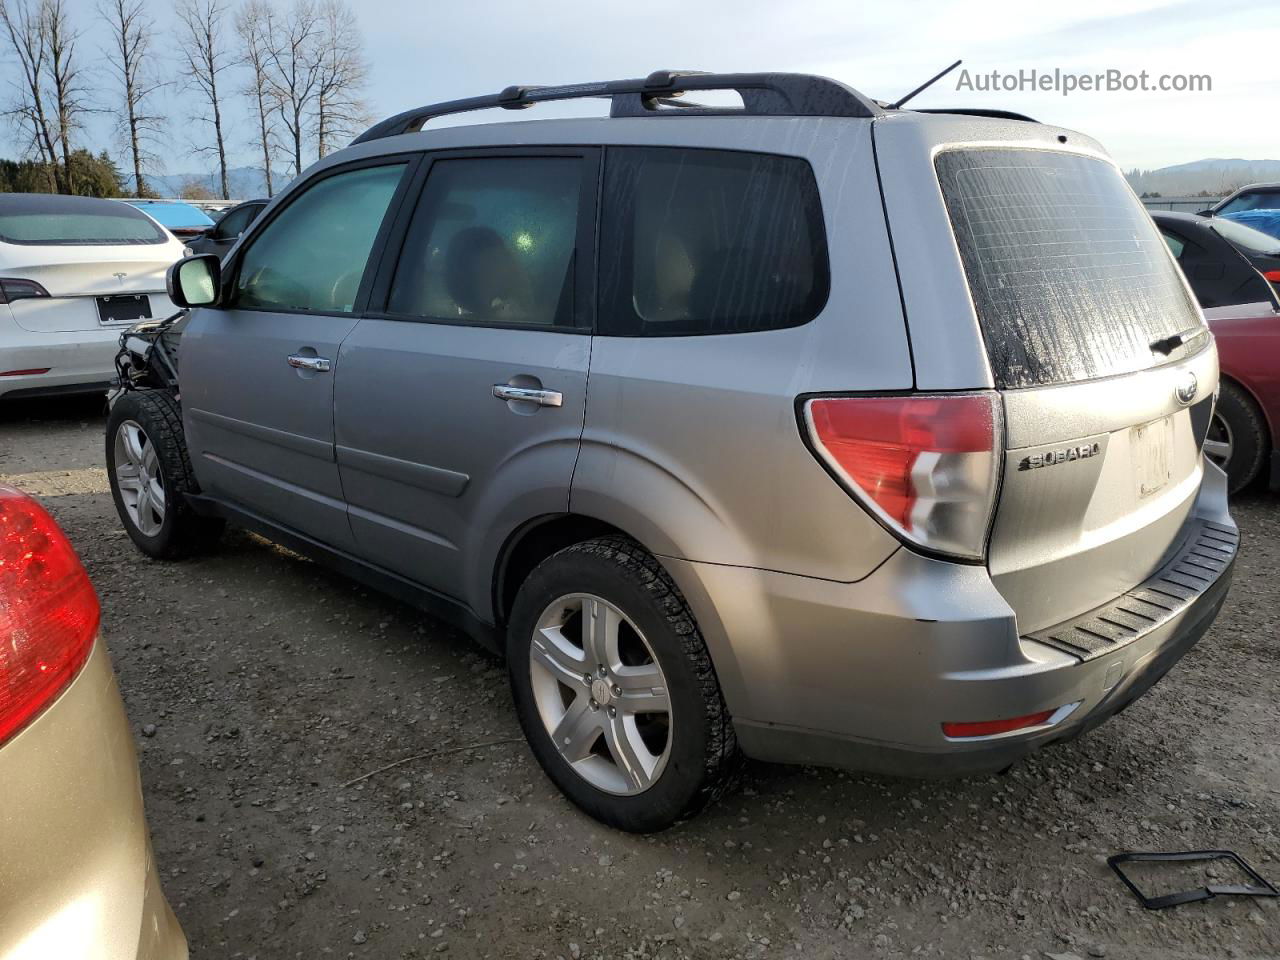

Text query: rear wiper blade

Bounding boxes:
[1150,326,1206,356]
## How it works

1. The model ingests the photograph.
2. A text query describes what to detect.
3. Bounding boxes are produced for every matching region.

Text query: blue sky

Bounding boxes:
[21,0,1280,176]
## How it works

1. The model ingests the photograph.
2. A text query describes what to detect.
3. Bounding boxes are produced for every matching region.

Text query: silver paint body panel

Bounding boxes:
[182,307,359,552]
[333,320,590,607]
[179,109,1234,773]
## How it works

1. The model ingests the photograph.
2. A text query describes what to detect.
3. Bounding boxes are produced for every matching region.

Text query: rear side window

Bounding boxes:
[387,156,584,327]
[936,149,1201,389]
[236,163,406,314]
[0,196,165,245]
[599,147,828,336]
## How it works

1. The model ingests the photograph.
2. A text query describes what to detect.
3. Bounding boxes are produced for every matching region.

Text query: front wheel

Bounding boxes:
[106,390,223,559]
[507,537,737,832]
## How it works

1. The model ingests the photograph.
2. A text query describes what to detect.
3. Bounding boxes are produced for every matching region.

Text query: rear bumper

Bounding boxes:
[733,548,1232,777]
[0,639,186,960]
[0,325,122,399]
[662,463,1236,778]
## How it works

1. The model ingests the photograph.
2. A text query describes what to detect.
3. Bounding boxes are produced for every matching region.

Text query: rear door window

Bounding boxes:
[936,149,1202,389]
[1160,229,1187,259]
[598,147,829,336]
[385,156,586,328]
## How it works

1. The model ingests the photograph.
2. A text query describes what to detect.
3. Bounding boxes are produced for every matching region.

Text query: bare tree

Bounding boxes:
[235,0,276,195]
[99,0,164,197]
[263,0,323,178]
[233,0,369,192]
[313,0,368,157]
[0,0,61,190]
[0,0,87,192]
[175,0,232,199]
[43,0,86,193]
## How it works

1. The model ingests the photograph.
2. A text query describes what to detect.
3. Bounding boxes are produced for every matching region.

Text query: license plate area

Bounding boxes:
[97,294,151,324]
[1132,416,1173,499]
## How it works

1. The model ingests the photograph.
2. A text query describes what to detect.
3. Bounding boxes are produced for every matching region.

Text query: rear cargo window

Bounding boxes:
[599,147,828,336]
[0,196,166,245]
[935,149,1201,389]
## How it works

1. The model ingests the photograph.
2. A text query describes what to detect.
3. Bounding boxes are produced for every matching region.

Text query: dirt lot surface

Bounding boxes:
[2,396,1278,960]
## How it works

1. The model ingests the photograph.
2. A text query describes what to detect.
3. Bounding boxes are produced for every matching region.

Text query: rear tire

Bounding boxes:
[507,536,737,832]
[106,390,224,559]
[1206,380,1267,495]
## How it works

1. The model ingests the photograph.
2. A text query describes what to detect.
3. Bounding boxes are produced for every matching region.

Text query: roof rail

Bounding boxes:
[352,70,884,144]
[915,107,1038,123]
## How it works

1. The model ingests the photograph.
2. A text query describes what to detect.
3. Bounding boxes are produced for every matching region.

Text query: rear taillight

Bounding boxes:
[802,392,1002,560]
[1264,270,1280,283]
[0,278,51,304]
[0,487,99,746]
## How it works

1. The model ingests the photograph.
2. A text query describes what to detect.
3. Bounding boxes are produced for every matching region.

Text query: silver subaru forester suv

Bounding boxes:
[107,72,1236,832]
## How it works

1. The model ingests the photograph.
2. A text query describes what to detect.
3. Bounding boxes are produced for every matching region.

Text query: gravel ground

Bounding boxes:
[3,396,1278,960]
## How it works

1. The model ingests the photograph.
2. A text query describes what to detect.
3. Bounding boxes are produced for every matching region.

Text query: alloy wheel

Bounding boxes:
[529,593,672,795]
[1204,412,1234,470]
[114,419,166,537]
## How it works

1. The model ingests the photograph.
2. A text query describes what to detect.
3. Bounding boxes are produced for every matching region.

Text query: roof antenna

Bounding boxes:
[889,59,963,110]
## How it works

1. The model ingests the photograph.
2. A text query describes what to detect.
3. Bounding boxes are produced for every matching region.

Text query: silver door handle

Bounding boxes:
[492,384,563,407]
[287,354,331,372]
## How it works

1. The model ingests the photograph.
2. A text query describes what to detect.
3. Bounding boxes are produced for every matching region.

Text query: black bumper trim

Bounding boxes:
[1026,520,1238,662]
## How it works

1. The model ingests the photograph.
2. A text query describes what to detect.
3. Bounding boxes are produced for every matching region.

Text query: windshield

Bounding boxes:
[936,149,1202,390]
[1218,188,1280,215]
[0,194,168,245]
[1211,216,1280,255]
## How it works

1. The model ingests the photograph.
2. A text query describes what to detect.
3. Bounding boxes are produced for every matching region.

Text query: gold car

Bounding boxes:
[0,487,185,960]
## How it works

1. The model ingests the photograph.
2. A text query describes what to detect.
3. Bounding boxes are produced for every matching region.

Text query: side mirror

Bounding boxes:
[1196,209,1215,218]
[167,254,222,308]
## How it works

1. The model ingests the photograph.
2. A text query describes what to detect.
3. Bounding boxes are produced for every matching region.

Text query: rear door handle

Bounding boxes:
[287,354,331,372]
[492,384,562,407]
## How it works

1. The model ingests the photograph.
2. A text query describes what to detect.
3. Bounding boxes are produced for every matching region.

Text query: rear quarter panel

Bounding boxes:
[572,117,912,582]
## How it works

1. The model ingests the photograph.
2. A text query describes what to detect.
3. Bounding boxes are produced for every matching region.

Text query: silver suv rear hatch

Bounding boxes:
[880,120,1216,635]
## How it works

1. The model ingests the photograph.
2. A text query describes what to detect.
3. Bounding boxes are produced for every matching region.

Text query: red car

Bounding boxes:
[1154,213,1280,493]
[1205,301,1280,493]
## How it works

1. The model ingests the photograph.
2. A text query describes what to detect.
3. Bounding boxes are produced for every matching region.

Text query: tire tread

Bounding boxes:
[562,535,740,815]
[107,389,222,558]
[509,534,739,830]
[1216,379,1267,494]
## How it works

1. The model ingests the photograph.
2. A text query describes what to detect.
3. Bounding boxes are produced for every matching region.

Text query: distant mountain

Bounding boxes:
[1125,159,1280,198]
[126,166,275,201]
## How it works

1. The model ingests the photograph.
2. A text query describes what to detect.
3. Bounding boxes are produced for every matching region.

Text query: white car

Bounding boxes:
[0,194,187,400]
